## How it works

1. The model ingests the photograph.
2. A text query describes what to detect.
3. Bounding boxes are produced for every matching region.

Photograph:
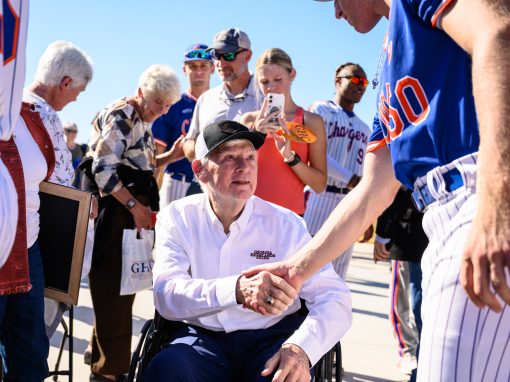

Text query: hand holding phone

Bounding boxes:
[264,93,285,126]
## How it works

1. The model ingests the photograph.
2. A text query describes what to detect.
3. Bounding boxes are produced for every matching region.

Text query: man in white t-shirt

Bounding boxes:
[148,120,351,382]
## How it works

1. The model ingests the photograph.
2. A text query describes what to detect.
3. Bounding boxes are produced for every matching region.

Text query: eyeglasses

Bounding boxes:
[219,94,246,106]
[185,49,212,60]
[336,75,369,87]
[212,49,247,62]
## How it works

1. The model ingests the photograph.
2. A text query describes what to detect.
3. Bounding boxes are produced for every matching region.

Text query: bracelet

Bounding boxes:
[285,152,301,167]
[283,151,296,163]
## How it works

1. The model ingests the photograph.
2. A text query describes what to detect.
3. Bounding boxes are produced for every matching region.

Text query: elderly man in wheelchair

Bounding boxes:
[146,120,352,382]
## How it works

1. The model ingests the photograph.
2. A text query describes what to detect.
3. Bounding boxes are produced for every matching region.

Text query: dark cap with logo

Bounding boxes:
[206,28,251,53]
[194,120,265,160]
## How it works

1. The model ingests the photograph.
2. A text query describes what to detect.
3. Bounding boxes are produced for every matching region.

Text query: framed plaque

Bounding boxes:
[38,181,91,305]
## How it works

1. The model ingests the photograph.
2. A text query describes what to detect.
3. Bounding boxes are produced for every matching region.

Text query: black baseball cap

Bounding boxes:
[194,120,265,160]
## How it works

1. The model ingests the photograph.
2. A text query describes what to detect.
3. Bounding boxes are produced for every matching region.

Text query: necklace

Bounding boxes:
[372,32,388,90]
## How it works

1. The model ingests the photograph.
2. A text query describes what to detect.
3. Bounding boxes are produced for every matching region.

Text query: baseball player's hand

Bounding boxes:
[242,259,304,314]
[373,241,391,263]
[235,272,297,315]
[461,214,510,312]
[261,343,311,382]
[359,224,374,243]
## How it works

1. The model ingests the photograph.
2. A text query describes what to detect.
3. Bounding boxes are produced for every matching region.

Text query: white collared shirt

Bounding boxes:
[153,194,352,365]
[185,75,263,140]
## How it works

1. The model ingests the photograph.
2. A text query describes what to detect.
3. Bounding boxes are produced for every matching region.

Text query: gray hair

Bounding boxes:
[33,40,93,88]
[138,64,181,103]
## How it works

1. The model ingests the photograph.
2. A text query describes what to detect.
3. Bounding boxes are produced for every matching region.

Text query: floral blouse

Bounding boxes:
[89,98,156,195]
[23,91,74,187]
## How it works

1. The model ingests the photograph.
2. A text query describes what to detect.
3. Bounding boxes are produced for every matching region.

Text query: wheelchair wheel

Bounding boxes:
[127,319,154,382]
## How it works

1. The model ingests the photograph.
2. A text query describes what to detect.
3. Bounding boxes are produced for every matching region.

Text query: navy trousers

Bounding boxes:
[145,314,308,382]
[0,242,49,381]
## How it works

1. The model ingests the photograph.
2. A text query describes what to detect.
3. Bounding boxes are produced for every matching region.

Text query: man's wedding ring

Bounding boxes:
[266,295,275,305]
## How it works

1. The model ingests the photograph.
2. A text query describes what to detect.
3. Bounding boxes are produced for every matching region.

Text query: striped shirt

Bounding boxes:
[309,100,371,188]
[89,98,156,195]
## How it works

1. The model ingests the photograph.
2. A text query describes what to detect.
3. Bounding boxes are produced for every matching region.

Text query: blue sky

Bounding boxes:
[25,1,387,144]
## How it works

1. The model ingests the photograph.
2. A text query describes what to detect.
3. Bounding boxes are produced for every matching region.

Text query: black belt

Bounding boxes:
[168,172,193,183]
[411,168,464,212]
[326,185,350,195]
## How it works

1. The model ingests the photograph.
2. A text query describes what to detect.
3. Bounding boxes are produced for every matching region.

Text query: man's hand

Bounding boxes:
[461,212,510,312]
[373,241,390,264]
[242,259,304,314]
[236,272,298,316]
[358,224,374,243]
[261,343,311,382]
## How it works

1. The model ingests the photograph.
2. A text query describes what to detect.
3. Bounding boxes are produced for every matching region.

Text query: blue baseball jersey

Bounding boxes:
[151,92,196,178]
[367,0,478,189]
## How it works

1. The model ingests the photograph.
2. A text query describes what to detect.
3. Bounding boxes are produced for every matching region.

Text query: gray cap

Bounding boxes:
[206,28,251,53]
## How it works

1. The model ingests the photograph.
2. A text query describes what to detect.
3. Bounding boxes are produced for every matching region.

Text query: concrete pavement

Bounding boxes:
[47,243,409,381]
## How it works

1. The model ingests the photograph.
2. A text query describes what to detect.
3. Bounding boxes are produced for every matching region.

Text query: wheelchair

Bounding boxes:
[127,308,342,382]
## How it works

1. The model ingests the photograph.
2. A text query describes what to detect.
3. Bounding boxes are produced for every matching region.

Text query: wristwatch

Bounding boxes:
[285,152,301,167]
[126,198,137,210]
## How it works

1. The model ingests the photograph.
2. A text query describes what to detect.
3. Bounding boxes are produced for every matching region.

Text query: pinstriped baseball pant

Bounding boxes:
[304,190,354,279]
[416,153,510,382]
[159,173,192,210]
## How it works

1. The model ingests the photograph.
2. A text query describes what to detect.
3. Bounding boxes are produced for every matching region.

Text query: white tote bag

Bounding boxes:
[120,228,155,296]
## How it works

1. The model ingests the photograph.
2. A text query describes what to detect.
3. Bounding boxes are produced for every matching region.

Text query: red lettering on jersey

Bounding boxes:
[181,119,190,135]
[378,83,404,141]
[395,76,430,126]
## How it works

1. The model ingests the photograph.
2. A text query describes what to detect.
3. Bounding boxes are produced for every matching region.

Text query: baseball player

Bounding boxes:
[0,0,29,263]
[304,62,372,278]
[244,1,510,381]
[152,43,214,209]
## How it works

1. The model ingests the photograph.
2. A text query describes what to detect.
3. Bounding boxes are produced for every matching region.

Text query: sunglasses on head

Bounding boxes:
[185,49,212,60]
[337,75,369,87]
[212,49,247,62]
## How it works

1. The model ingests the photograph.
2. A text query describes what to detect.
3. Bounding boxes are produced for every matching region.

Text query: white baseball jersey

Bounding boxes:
[304,100,371,278]
[305,100,371,234]
[311,100,371,188]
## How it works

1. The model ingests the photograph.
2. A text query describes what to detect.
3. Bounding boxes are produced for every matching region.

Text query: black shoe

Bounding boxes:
[84,350,91,365]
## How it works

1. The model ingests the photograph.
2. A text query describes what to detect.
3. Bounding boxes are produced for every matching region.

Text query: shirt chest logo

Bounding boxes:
[250,250,276,260]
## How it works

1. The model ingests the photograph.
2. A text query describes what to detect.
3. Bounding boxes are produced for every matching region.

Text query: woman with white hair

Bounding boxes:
[85,64,182,382]
[0,40,92,381]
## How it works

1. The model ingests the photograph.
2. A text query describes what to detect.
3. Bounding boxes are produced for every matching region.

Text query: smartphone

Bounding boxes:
[264,93,285,125]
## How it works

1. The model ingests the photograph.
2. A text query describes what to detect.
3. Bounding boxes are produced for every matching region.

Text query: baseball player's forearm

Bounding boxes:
[443,0,510,309]
[291,146,400,281]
